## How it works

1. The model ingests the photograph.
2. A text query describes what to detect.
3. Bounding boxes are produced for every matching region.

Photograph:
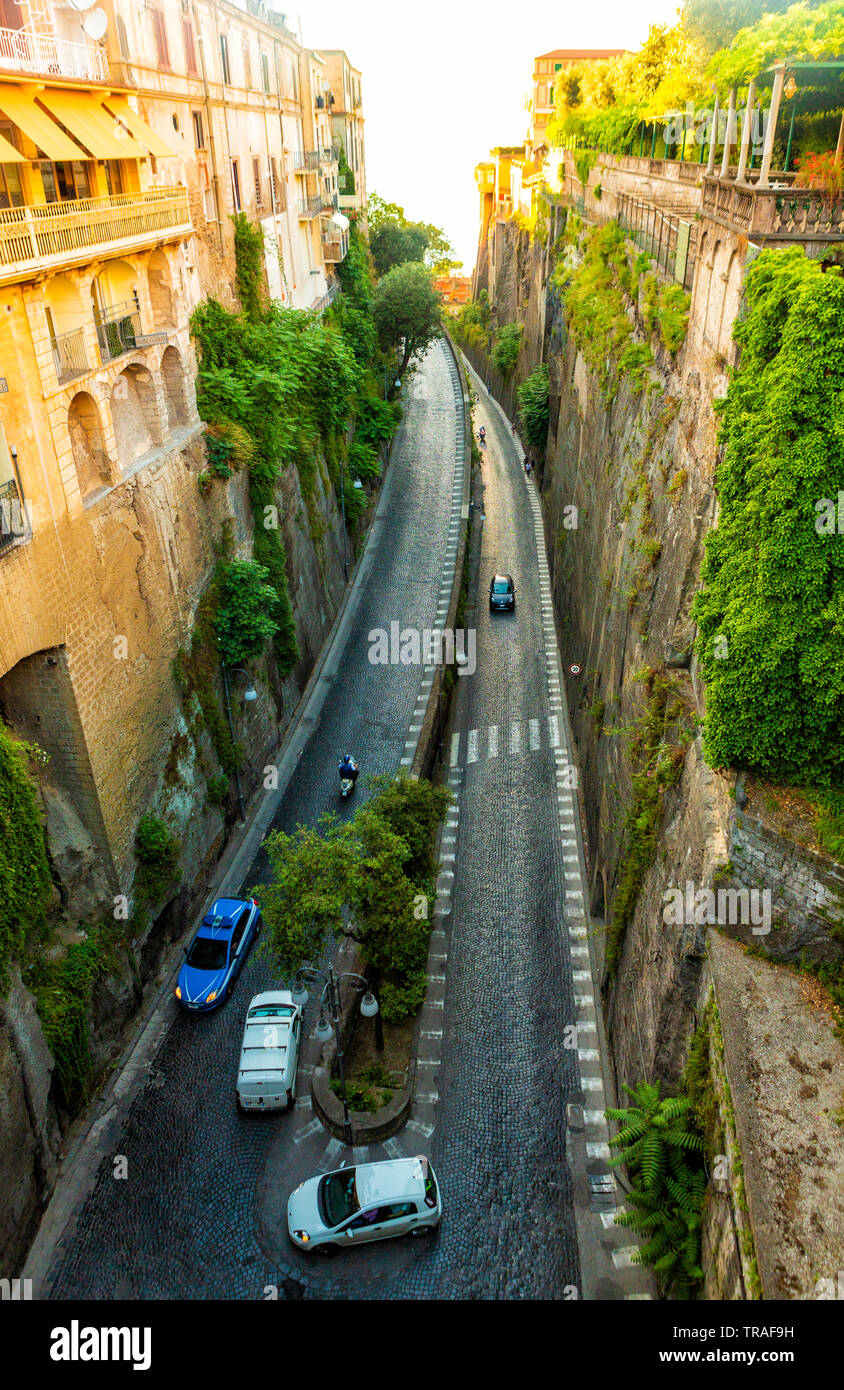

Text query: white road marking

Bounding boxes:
[488,725,499,759]
[293,1119,322,1145]
[529,719,540,750]
[450,733,460,766]
[549,715,560,747]
[510,722,521,754]
[467,728,478,763]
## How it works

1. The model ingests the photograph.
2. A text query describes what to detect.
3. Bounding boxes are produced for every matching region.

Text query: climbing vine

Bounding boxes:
[0,721,52,990]
[692,248,844,785]
[232,211,266,323]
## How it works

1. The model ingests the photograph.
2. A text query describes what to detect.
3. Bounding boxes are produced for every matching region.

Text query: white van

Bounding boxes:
[236,991,302,1112]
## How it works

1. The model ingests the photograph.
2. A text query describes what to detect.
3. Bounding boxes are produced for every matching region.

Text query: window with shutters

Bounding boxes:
[261,51,270,95]
[192,110,205,150]
[242,36,252,89]
[183,19,198,76]
[231,159,241,211]
[150,7,170,69]
[220,33,230,85]
[253,156,262,208]
[116,14,129,60]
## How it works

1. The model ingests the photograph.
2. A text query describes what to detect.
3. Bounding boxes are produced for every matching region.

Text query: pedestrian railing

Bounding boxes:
[616,192,697,291]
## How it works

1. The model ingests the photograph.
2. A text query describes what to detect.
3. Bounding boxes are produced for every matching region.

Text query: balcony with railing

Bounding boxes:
[292,149,321,172]
[0,26,108,83]
[51,326,88,383]
[701,175,844,242]
[94,301,167,365]
[0,188,193,285]
[321,230,348,263]
[0,476,29,555]
[296,196,323,219]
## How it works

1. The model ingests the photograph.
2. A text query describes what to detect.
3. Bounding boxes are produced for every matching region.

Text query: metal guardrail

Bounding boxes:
[296,197,323,219]
[309,279,341,315]
[51,327,88,383]
[0,476,28,553]
[616,192,697,290]
[292,149,321,171]
[94,301,141,364]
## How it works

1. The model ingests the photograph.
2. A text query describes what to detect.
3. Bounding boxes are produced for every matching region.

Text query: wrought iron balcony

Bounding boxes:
[93,301,166,364]
[0,476,29,554]
[0,25,108,82]
[51,327,88,383]
[321,232,348,263]
[292,149,321,172]
[296,196,323,219]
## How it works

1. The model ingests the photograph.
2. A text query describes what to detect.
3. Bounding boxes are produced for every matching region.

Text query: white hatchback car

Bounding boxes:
[235,991,302,1112]
[287,1157,442,1253]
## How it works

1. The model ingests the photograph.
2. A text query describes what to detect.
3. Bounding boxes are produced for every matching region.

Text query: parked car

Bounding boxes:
[489,573,516,612]
[175,897,261,1012]
[288,1157,442,1254]
[236,991,302,1112]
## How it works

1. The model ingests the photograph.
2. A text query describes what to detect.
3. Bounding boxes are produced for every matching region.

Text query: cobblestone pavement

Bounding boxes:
[45,342,460,1301]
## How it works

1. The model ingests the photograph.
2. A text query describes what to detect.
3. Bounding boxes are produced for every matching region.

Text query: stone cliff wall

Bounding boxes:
[473,208,844,1300]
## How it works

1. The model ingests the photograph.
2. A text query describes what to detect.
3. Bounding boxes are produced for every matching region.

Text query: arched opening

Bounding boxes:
[702,238,721,347]
[92,259,140,364]
[160,344,189,429]
[590,866,607,920]
[716,249,740,357]
[68,391,110,498]
[147,249,176,331]
[110,365,160,466]
[44,275,89,383]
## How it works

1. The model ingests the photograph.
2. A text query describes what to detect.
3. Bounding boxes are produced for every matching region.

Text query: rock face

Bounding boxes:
[476,210,844,1300]
[0,970,61,1273]
[40,782,113,924]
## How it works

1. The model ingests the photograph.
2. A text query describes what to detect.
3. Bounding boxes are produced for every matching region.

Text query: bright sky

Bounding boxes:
[300,0,683,271]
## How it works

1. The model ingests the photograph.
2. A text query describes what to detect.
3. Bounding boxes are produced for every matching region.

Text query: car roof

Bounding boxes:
[491,572,511,582]
[352,1158,428,1206]
[197,897,252,935]
[247,991,294,1011]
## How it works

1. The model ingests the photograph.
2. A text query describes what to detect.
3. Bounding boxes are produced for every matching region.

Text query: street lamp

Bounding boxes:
[384,368,402,401]
[220,663,256,822]
[292,965,381,1146]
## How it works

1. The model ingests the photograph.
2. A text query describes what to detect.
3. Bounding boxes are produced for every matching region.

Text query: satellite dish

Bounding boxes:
[67,0,99,12]
[82,7,108,39]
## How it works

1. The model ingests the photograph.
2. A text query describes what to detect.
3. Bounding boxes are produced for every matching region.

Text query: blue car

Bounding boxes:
[175,897,262,1012]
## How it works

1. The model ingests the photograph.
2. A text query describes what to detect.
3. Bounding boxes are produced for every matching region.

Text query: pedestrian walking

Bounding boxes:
[526,457,533,477]
[523,454,530,472]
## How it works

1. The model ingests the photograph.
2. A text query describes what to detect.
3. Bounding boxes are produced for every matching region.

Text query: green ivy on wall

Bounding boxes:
[693,248,844,785]
[0,721,52,990]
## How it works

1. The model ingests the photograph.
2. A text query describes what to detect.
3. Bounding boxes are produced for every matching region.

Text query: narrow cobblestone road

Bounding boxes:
[44,341,586,1301]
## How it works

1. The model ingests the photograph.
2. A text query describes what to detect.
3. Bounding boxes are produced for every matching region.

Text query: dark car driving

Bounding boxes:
[489,573,515,612]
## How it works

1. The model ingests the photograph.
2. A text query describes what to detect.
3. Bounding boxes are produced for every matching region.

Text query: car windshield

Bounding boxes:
[186,936,228,971]
[493,579,510,593]
[320,1169,360,1228]
[248,1006,294,1019]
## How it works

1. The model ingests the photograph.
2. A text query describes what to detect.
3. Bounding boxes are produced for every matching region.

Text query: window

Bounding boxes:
[242,35,252,89]
[203,184,216,221]
[252,156,262,207]
[182,19,198,76]
[38,160,91,203]
[116,14,129,60]
[554,61,563,72]
[231,158,241,211]
[103,160,124,196]
[150,7,170,69]
[192,110,205,149]
[261,51,270,95]
[220,33,230,85]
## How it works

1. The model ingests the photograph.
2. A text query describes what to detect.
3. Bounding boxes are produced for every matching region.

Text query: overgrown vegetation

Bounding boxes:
[491,321,523,375]
[608,1079,706,1298]
[452,289,492,354]
[516,364,550,450]
[0,721,52,989]
[605,667,693,978]
[254,773,450,1023]
[232,211,267,323]
[692,248,844,785]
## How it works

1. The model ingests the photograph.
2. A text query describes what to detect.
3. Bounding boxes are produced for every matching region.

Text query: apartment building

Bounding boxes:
[0,0,363,898]
[317,49,366,219]
[528,48,626,153]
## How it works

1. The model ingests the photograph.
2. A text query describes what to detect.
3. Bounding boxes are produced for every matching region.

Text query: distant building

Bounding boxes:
[529,48,627,153]
[433,274,471,307]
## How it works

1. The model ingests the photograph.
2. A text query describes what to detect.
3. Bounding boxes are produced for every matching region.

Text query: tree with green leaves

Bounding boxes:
[373,261,442,383]
[684,0,825,55]
[366,191,458,278]
[214,557,280,664]
[517,364,550,450]
[607,1080,706,1298]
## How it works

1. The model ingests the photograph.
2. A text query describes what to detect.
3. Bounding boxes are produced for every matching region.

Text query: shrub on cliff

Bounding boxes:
[517,364,550,450]
[0,722,51,989]
[692,248,844,784]
[491,322,523,375]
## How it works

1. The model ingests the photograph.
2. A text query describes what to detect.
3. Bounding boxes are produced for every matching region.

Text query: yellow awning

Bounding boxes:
[0,85,85,161]
[0,128,24,163]
[37,88,146,160]
[101,95,176,158]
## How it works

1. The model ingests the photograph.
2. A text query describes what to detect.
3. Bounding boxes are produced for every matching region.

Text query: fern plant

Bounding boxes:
[606,1079,706,1298]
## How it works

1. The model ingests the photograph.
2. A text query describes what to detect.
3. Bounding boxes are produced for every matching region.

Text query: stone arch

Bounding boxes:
[110,363,161,466]
[45,275,89,382]
[160,344,189,430]
[702,237,721,347]
[715,247,741,357]
[147,249,176,331]
[68,391,110,498]
[92,258,140,363]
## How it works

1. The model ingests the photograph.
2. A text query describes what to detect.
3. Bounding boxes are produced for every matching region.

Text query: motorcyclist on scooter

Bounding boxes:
[479,426,486,445]
[339,753,359,784]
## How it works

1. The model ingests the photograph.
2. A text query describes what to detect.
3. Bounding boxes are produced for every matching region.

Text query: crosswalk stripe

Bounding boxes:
[510,722,521,754]
[529,718,540,750]
[488,725,498,758]
[467,728,478,763]
[549,714,560,747]
[450,732,460,766]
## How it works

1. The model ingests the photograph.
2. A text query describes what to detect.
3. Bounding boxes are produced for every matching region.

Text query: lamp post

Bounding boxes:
[292,965,380,1145]
[338,453,348,581]
[220,662,257,823]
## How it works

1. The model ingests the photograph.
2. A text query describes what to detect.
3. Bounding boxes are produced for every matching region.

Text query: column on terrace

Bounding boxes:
[705,93,720,175]
[835,109,844,167]
[720,87,737,178]
[735,79,756,182]
[758,63,785,187]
